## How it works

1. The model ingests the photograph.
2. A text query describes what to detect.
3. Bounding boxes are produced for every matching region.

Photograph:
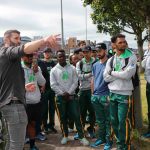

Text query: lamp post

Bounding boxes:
[60,0,65,49]
[85,6,87,44]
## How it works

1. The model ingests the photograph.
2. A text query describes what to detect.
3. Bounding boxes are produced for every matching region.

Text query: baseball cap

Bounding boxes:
[95,43,107,50]
[74,48,82,54]
[91,46,97,52]
[82,45,92,51]
[44,48,52,53]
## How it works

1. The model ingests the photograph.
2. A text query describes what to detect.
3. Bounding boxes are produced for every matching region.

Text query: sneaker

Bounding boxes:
[36,133,47,141]
[142,131,150,138]
[116,145,122,150]
[90,139,105,148]
[87,130,96,138]
[87,127,96,138]
[80,137,89,146]
[43,127,49,133]
[68,128,74,133]
[30,145,39,150]
[61,137,70,145]
[25,137,30,144]
[74,133,79,140]
[104,141,113,150]
[40,131,46,135]
[49,126,57,133]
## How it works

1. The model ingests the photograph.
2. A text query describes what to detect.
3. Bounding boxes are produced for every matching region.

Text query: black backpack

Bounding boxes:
[110,56,139,89]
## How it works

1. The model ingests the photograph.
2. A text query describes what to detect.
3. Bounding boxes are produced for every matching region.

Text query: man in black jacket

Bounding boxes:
[38,48,57,133]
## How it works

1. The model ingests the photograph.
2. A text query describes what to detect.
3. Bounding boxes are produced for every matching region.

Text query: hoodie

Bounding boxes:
[142,53,150,83]
[50,63,78,96]
[76,57,95,90]
[103,49,137,96]
[22,62,46,104]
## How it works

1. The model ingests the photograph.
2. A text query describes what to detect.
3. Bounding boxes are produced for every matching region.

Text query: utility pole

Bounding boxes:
[60,0,65,49]
[85,6,87,45]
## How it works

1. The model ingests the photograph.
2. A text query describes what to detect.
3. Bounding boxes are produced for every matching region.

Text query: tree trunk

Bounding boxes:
[137,34,144,73]
[132,34,143,128]
[132,86,143,128]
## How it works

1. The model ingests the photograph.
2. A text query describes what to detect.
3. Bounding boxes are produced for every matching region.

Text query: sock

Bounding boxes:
[30,139,35,148]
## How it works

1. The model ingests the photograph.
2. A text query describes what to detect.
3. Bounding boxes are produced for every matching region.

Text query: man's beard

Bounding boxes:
[118,48,125,51]
[10,41,20,47]
[98,54,105,59]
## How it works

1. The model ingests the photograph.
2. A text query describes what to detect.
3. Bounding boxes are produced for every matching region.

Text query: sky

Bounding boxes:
[0,0,148,49]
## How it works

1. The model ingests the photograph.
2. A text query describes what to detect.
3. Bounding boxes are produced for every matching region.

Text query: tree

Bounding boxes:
[83,0,150,66]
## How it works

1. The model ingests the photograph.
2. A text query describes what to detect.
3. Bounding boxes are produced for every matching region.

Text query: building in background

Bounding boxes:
[33,36,43,40]
[67,37,77,49]
[103,40,111,50]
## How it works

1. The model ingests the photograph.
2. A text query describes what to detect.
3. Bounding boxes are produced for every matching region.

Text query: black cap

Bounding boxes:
[91,46,97,52]
[82,45,91,51]
[74,48,82,54]
[44,48,52,53]
[95,43,107,50]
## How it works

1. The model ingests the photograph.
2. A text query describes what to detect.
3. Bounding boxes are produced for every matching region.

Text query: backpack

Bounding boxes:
[110,56,139,89]
[79,59,97,74]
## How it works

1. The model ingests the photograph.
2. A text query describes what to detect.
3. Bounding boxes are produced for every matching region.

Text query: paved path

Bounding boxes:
[24,115,117,150]
[24,116,150,150]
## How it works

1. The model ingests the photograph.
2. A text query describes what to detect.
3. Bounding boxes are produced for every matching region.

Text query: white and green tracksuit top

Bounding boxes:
[50,63,78,96]
[103,49,137,96]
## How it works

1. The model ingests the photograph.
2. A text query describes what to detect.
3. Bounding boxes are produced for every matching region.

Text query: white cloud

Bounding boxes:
[0,0,147,48]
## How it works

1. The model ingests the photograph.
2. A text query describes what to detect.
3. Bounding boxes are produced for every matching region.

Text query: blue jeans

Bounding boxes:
[0,104,28,150]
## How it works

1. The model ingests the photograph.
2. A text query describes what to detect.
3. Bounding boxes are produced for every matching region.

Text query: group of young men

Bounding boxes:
[48,33,138,150]
[0,29,150,150]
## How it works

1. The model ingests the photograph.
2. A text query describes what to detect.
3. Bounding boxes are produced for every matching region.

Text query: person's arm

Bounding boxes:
[141,56,147,69]
[35,67,46,86]
[145,57,150,83]
[76,61,92,81]
[91,77,94,94]
[24,35,60,54]
[91,66,95,94]
[4,35,60,60]
[68,67,78,95]
[111,55,137,80]
[103,58,117,82]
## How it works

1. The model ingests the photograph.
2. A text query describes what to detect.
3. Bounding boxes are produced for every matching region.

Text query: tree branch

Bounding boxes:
[122,29,134,34]
[142,35,148,42]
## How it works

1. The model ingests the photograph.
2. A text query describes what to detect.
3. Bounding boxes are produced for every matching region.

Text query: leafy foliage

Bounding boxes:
[83,0,147,36]
[82,0,150,62]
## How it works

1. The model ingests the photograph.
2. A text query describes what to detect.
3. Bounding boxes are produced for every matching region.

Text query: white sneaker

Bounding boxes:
[80,137,89,146]
[61,137,69,145]
[68,128,74,133]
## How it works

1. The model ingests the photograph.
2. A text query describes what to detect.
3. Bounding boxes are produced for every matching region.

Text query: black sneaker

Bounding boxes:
[49,126,57,133]
[36,132,47,141]
[87,127,95,138]
[30,145,39,150]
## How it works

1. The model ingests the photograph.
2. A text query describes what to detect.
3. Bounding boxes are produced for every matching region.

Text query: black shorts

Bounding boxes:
[26,102,42,122]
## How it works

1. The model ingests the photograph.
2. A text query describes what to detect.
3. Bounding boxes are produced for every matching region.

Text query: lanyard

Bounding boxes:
[115,57,122,71]
[26,69,35,82]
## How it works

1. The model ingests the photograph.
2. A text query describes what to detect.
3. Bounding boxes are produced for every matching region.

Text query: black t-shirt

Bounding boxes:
[0,45,25,107]
[38,59,56,90]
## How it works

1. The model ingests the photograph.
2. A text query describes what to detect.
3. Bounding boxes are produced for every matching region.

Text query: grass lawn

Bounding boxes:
[132,73,150,150]
[140,73,148,124]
